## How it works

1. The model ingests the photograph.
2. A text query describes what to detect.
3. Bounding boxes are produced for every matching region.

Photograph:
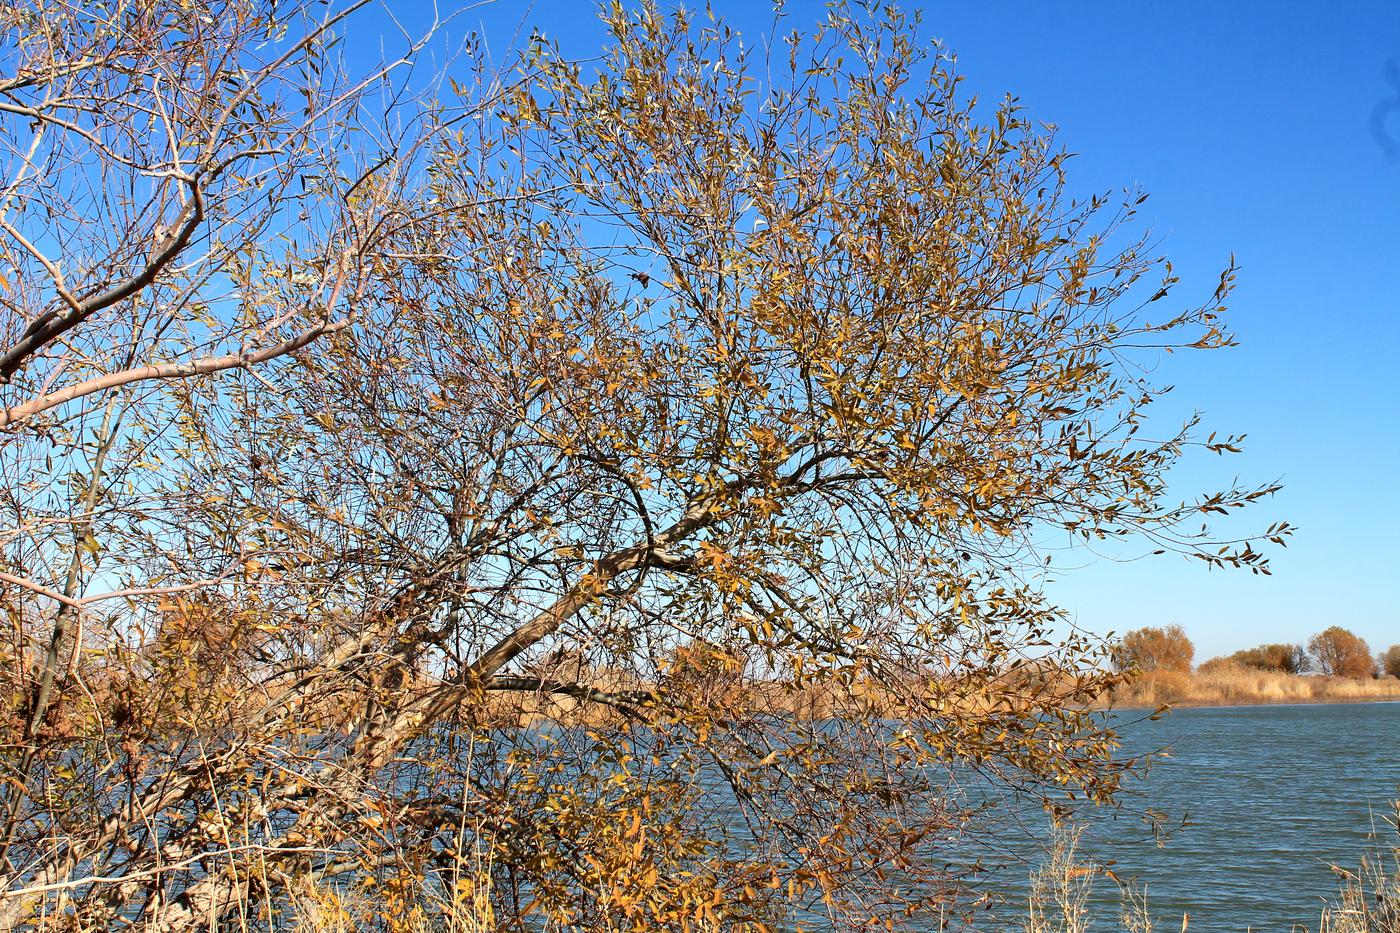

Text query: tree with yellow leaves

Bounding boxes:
[0,2,1287,929]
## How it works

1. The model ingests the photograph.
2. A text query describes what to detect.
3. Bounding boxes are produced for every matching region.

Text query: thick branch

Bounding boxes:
[484,675,658,714]
[0,179,206,382]
[0,317,349,429]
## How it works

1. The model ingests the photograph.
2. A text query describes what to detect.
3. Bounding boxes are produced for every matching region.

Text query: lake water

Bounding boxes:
[998,701,1400,933]
[496,702,1399,931]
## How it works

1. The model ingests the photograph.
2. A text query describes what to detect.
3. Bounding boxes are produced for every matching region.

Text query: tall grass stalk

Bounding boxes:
[1024,801,1400,933]
[1318,800,1400,933]
[1024,823,1165,933]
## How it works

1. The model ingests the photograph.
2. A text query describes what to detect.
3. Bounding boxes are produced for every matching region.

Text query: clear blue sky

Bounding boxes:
[360,1,1400,660]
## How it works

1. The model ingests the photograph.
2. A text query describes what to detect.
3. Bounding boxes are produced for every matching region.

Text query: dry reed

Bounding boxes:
[1109,665,1400,709]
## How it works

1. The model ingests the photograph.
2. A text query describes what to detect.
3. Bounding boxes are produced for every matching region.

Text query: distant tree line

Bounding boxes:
[1114,624,1399,680]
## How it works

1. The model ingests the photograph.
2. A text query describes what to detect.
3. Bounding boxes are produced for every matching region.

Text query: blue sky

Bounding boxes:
[896,1,1400,661]
[360,1,1400,661]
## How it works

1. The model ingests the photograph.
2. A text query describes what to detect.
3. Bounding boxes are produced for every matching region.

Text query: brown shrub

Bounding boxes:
[1226,642,1309,673]
[1197,656,1237,674]
[1380,644,1400,679]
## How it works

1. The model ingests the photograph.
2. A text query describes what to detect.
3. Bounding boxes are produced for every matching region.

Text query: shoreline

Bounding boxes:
[1106,695,1400,713]
[1104,667,1400,711]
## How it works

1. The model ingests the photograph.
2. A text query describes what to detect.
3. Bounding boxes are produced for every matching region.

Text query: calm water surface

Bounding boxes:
[1016,702,1400,933]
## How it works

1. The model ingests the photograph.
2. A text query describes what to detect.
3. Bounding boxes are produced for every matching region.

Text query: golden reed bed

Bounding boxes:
[1107,664,1400,709]
[476,664,1400,728]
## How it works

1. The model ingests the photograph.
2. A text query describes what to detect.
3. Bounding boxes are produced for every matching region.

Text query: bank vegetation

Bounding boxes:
[1106,626,1400,708]
[1108,665,1400,709]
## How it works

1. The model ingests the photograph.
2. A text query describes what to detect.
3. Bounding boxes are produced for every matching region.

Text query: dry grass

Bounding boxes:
[1023,824,1099,933]
[1108,664,1400,709]
[1319,800,1400,933]
[1319,849,1400,933]
[285,849,497,933]
[1022,823,1168,933]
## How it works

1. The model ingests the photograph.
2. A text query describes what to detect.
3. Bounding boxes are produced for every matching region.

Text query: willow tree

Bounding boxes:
[0,2,1286,930]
